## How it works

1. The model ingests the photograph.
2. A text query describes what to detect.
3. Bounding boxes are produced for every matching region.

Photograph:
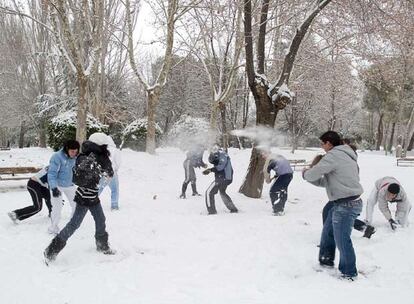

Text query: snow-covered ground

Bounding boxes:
[1,147,413,303]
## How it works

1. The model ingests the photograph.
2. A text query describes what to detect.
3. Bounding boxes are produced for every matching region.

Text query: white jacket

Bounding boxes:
[365,177,411,226]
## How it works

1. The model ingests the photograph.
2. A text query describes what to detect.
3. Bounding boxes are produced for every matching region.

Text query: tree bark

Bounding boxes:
[146,90,160,154]
[76,75,88,143]
[18,120,26,149]
[387,122,396,153]
[375,113,384,151]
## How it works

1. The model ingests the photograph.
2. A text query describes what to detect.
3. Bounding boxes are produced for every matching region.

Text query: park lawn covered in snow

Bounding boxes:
[0,147,413,304]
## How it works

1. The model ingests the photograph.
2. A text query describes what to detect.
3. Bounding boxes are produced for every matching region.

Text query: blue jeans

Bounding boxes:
[99,173,119,209]
[319,198,363,277]
[57,203,107,242]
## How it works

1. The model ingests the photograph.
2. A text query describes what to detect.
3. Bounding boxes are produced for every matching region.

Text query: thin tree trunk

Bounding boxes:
[19,120,25,148]
[387,122,396,153]
[220,102,228,151]
[375,113,384,151]
[146,90,159,154]
[76,75,88,143]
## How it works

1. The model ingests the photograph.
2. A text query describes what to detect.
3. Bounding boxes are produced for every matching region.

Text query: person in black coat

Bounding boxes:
[44,139,114,264]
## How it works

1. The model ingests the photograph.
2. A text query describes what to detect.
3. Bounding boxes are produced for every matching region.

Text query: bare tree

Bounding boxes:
[239,0,332,198]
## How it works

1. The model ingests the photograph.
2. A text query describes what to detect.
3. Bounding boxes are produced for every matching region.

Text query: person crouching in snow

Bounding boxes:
[202,146,238,214]
[262,151,293,216]
[8,166,52,223]
[44,137,114,264]
[180,144,207,199]
[365,177,411,230]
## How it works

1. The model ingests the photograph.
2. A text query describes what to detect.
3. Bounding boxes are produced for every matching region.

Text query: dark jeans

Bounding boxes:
[323,201,366,231]
[205,180,237,214]
[14,179,51,220]
[269,173,293,213]
[57,203,107,242]
[319,198,363,277]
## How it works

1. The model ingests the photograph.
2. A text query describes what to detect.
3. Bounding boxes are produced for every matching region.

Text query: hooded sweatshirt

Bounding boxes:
[365,176,411,226]
[303,144,363,201]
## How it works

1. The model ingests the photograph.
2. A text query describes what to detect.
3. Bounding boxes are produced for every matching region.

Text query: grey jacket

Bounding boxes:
[303,145,363,201]
[365,176,411,226]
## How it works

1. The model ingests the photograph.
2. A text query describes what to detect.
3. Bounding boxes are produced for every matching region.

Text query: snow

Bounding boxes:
[1,147,414,303]
[51,110,108,130]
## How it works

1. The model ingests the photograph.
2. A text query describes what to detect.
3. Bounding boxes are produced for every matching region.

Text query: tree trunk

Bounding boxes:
[375,113,383,150]
[18,120,25,149]
[146,90,159,154]
[239,87,276,198]
[387,122,396,153]
[76,75,88,143]
[39,119,47,148]
[408,132,414,151]
[219,102,228,151]
[403,106,414,151]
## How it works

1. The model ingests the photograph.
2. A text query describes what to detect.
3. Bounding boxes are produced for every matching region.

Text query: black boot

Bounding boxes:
[180,183,187,199]
[191,183,201,196]
[96,232,116,255]
[363,225,376,239]
[44,237,66,264]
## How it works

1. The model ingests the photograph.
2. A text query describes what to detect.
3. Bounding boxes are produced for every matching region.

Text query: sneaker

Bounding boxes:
[339,274,357,282]
[273,211,285,216]
[179,194,186,199]
[192,193,202,196]
[319,256,334,267]
[111,206,119,211]
[100,248,117,255]
[230,209,238,213]
[363,225,376,239]
[7,212,18,224]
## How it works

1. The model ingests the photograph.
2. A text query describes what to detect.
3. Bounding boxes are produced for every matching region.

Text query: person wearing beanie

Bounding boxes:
[47,139,80,235]
[44,137,114,264]
[365,177,411,230]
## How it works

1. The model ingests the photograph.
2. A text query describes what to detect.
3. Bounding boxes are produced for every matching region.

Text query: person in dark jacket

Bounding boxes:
[8,167,52,223]
[202,147,238,214]
[262,152,293,215]
[180,144,207,198]
[44,138,114,264]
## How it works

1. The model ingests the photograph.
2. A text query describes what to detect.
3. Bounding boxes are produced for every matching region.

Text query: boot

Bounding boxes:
[44,237,66,264]
[191,183,201,196]
[96,232,116,255]
[180,183,187,199]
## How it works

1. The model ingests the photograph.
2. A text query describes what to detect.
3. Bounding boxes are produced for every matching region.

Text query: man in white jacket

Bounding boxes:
[365,177,411,230]
[89,133,121,210]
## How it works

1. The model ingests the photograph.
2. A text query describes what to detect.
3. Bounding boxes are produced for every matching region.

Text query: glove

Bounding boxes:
[202,169,211,175]
[202,163,208,168]
[52,188,61,198]
[389,219,398,230]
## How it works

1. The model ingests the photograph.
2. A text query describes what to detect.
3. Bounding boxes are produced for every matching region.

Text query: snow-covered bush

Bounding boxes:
[121,118,163,151]
[167,115,210,150]
[47,111,108,151]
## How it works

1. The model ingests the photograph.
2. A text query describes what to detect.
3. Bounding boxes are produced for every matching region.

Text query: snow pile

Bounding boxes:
[0,147,413,303]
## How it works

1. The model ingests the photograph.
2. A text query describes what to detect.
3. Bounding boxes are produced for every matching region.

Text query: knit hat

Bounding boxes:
[89,132,109,146]
[388,183,400,195]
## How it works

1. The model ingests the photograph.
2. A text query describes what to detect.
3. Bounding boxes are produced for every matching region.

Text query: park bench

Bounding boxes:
[0,167,41,181]
[288,159,310,170]
[397,158,414,167]
[0,147,11,151]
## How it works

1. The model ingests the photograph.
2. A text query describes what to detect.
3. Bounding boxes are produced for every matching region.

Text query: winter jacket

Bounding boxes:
[31,166,49,189]
[208,149,233,182]
[47,149,76,189]
[185,146,206,168]
[107,136,121,172]
[365,176,411,226]
[303,144,363,201]
[263,154,293,184]
[73,141,114,206]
